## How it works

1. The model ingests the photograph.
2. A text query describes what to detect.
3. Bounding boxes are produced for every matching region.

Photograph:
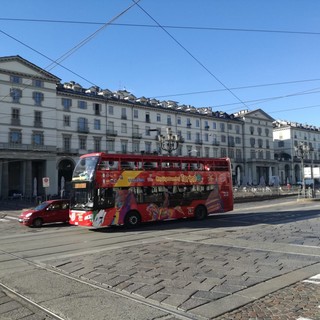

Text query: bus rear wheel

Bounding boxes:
[194,205,207,220]
[124,211,141,228]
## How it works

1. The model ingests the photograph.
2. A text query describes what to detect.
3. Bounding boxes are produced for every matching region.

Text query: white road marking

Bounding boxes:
[303,274,320,285]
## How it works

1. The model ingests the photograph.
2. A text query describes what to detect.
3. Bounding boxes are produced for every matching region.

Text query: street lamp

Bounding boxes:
[294,142,314,198]
[150,128,180,156]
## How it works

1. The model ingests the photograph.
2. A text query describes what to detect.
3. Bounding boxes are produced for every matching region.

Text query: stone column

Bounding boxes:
[24,160,32,200]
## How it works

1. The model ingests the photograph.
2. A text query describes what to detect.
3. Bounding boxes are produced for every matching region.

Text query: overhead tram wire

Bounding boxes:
[0,0,140,110]
[2,18,320,36]
[132,0,249,109]
[152,78,320,100]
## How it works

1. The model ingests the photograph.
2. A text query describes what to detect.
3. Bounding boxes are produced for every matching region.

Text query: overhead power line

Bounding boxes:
[0,1,140,103]
[1,18,320,36]
[132,0,248,109]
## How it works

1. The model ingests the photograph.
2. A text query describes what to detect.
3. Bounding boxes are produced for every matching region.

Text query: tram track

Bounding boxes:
[0,246,201,320]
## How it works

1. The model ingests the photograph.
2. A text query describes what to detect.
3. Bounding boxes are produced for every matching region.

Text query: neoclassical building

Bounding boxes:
[0,55,317,199]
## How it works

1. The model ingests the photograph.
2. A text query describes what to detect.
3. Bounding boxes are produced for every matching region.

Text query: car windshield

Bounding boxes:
[34,201,49,211]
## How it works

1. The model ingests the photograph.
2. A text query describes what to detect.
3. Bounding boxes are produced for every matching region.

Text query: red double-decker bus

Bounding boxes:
[69,152,233,228]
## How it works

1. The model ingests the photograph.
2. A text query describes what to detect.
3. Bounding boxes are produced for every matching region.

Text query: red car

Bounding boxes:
[18,199,70,227]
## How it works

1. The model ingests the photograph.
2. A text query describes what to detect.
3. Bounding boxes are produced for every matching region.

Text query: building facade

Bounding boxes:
[0,55,316,200]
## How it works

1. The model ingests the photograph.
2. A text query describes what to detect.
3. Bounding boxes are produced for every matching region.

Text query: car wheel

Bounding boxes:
[194,205,207,220]
[124,211,141,228]
[32,218,43,228]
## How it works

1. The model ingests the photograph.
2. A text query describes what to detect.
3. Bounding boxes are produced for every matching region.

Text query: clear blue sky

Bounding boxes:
[2,1,320,125]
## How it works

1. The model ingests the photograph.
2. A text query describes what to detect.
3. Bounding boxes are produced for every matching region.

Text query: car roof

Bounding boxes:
[46,199,69,204]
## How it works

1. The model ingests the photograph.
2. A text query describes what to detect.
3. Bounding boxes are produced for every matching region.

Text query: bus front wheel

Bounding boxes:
[124,211,141,228]
[194,205,207,220]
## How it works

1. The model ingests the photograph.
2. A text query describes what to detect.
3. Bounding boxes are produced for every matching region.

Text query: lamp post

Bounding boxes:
[149,128,180,156]
[294,142,314,198]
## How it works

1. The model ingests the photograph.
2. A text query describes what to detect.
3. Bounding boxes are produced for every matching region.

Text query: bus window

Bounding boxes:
[121,162,132,170]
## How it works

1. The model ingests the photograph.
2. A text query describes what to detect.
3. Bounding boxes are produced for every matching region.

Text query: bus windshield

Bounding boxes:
[70,187,94,209]
[72,156,99,181]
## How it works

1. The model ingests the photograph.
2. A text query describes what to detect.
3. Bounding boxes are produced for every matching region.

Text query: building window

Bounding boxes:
[78,100,87,109]
[187,118,192,127]
[257,127,262,136]
[62,98,72,111]
[235,136,241,144]
[265,140,269,149]
[212,122,216,129]
[11,108,20,125]
[32,131,44,146]
[94,137,101,152]
[196,119,200,127]
[33,79,43,87]
[78,118,89,133]
[63,135,71,152]
[221,135,226,143]
[121,108,127,119]
[121,123,127,133]
[250,138,255,147]
[236,149,242,160]
[34,111,42,127]
[228,123,233,130]
[9,130,22,144]
[106,139,115,152]
[145,126,150,136]
[145,141,152,153]
[33,92,44,106]
[63,115,70,126]
[10,75,22,84]
[204,133,209,142]
[79,136,87,150]
[213,148,218,158]
[204,147,209,157]
[146,113,150,123]
[221,148,227,157]
[94,103,101,115]
[258,139,263,148]
[220,123,225,132]
[134,109,139,118]
[10,88,22,103]
[132,141,140,153]
[157,113,161,122]
[94,119,101,130]
[250,126,254,134]
[250,149,256,159]
[177,116,181,125]
[187,131,191,140]
[121,140,128,153]
[108,105,114,115]
[265,128,270,136]
[235,125,240,134]
[167,115,172,125]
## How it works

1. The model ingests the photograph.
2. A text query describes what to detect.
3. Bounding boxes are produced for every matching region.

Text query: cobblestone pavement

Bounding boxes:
[1,198,319,319]
[214,279,320,320]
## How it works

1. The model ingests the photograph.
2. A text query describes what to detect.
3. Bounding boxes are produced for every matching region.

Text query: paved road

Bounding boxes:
[0,197,319,319]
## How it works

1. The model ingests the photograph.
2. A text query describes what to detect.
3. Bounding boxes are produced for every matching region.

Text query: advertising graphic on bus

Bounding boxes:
[69,153,233,228]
